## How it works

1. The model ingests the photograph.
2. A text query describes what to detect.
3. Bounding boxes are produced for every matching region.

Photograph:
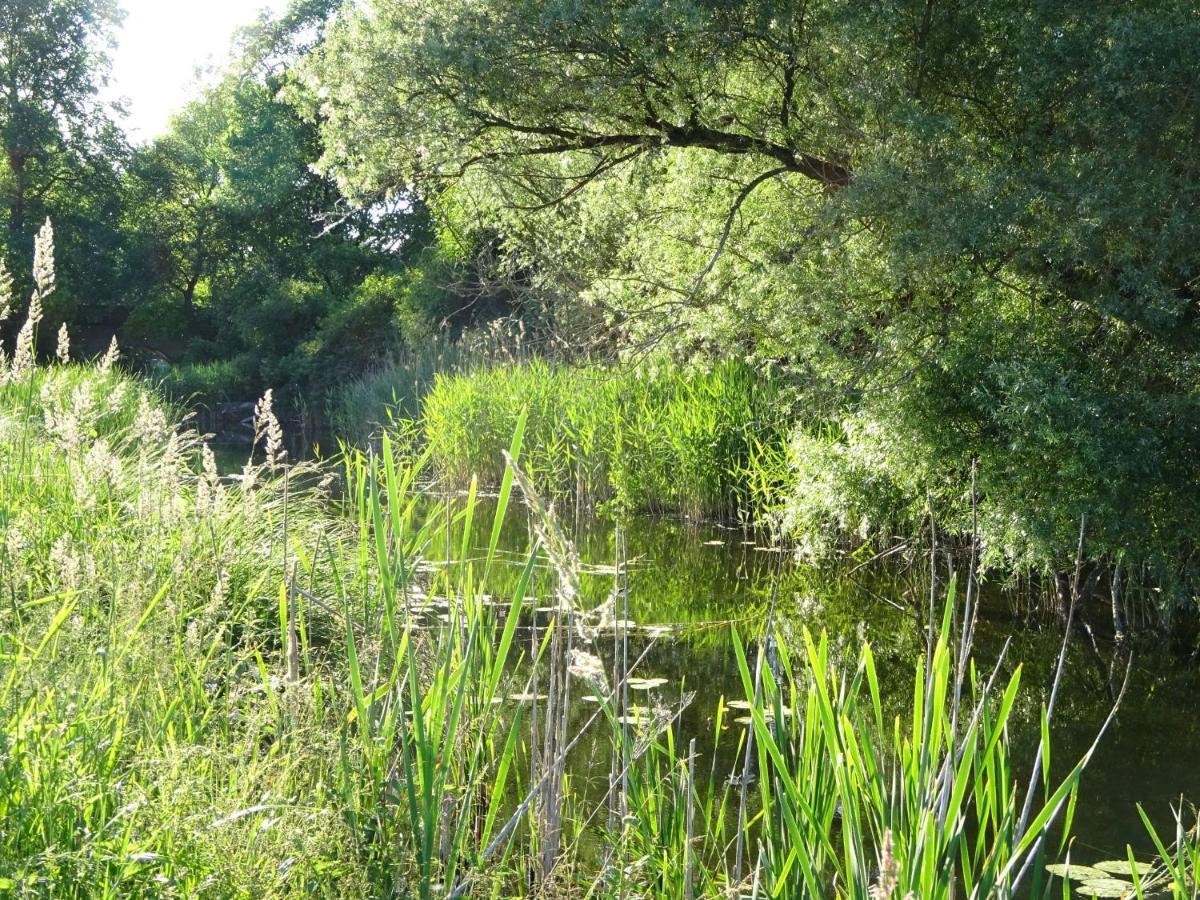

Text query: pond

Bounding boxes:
[444,497,1200,865]
[213,439,1200,870]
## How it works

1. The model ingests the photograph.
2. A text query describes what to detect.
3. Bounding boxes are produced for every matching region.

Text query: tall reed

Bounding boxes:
[422,358,785,521]
[0,354,1191,895]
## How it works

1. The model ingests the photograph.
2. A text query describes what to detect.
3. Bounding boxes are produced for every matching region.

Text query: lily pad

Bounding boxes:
[626,677,668,690]
[1092,860,1143,876]
[1045,864,1107,881]
[1076,878,1135,898]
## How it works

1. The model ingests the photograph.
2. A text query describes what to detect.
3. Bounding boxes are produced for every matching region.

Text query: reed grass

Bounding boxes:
[326,321,536,446]
[0,351,1194,894]
[421,358,786,522]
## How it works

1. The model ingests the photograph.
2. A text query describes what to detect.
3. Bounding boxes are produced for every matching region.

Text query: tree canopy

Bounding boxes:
[304,0,1200,578]
[0,0,127,321]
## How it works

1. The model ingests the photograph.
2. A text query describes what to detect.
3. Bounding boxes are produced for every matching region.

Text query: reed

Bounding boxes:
[0,351,1194,895]
[326,321,535,446]
[421,358,785,521]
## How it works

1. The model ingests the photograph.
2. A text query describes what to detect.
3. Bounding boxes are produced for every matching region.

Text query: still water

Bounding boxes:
[214,438,1200,866]
[457,500,1200,865]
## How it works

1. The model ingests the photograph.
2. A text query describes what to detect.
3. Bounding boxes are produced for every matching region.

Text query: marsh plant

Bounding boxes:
[326,319,537,446]
[2,358,1199,895]
[0,232,1195,897]
[421,358,788,522]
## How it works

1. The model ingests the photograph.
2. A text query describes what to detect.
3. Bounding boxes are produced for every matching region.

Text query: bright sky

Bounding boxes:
[104,0,290,143]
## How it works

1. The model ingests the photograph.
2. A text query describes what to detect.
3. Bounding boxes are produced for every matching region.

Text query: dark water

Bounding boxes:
[447,499,1200,864]
[210,435,1200,864]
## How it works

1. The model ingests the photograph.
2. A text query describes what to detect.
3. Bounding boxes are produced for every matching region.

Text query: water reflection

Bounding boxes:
[440,497,1200,863]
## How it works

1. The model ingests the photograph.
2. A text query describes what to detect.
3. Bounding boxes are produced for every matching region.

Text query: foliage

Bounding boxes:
[3,357,1194,895]
[325,320,536,445]
[118,54,430,401]
[421,358,786,520]
[0,0,130,335]
[304,0,1200,585]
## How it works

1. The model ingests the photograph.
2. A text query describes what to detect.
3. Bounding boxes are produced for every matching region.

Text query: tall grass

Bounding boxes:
[422,358,787,521]
[326,321,536,446]
[0,353,1196,896]
[0,211,1192,900]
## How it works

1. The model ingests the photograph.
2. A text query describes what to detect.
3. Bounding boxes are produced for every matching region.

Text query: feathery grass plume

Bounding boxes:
[33,218,55,300]
[870,830,913,900]
[253,388,285,468]
[100,335,120,373]
[11,299,42,376]
[131,392,168,447]
[0,257,12,321]
[197,442,223,512]
[56,323,70,364]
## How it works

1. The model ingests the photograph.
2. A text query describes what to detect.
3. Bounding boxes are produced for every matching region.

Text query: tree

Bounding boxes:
[121,8,440,399]
[304,1,1200,589]
[0,0,130,344]
[0,0,121,263]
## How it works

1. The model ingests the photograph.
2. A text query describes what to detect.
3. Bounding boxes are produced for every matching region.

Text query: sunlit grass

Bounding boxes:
[421,358,788,522]
[0,352,1195,896]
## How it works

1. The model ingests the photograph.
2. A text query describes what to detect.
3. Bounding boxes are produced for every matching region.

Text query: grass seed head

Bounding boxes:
[56,323,70,364]
[33,218,56,301]
[100,335,120,373]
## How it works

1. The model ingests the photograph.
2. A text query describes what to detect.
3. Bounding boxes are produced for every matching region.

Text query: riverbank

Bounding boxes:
[1,361,1195,897]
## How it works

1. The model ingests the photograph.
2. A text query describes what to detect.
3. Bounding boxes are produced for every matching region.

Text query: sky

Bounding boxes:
[103,0,290,143]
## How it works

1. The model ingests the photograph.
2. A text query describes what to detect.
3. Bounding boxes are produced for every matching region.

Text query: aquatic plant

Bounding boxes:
[0,238,1189,896]
[421,357,784,521]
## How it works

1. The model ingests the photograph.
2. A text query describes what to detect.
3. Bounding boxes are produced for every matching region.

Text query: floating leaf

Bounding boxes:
[641,625,674,638]
[626,677,668,690]
[1046,864,1107,881]
[1076,878,1135,898]
[602,619,638,631]
[1093,861,1142,876]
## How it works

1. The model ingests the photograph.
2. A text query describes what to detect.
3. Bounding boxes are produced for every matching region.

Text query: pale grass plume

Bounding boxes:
[869,829,913,900]
[100,335,120,373]
[253,388,285,468]
[11,301,41,376]
[33,218,56,300]
[198,442,223,512]
[56,323,70,364]
[0,257,12,321]
[132,393,169,446]
[49,533,82,591]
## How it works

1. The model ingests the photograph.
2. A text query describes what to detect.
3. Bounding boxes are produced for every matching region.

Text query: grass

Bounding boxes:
[0,345,1196,895]
[421,358,789,522]
[325,321,536,447]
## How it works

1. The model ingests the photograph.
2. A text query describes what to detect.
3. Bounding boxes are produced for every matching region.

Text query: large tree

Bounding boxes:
[304,1,1200,586]
[121,6,449,398]
[0,0,121,250]
[0,0,126,332]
